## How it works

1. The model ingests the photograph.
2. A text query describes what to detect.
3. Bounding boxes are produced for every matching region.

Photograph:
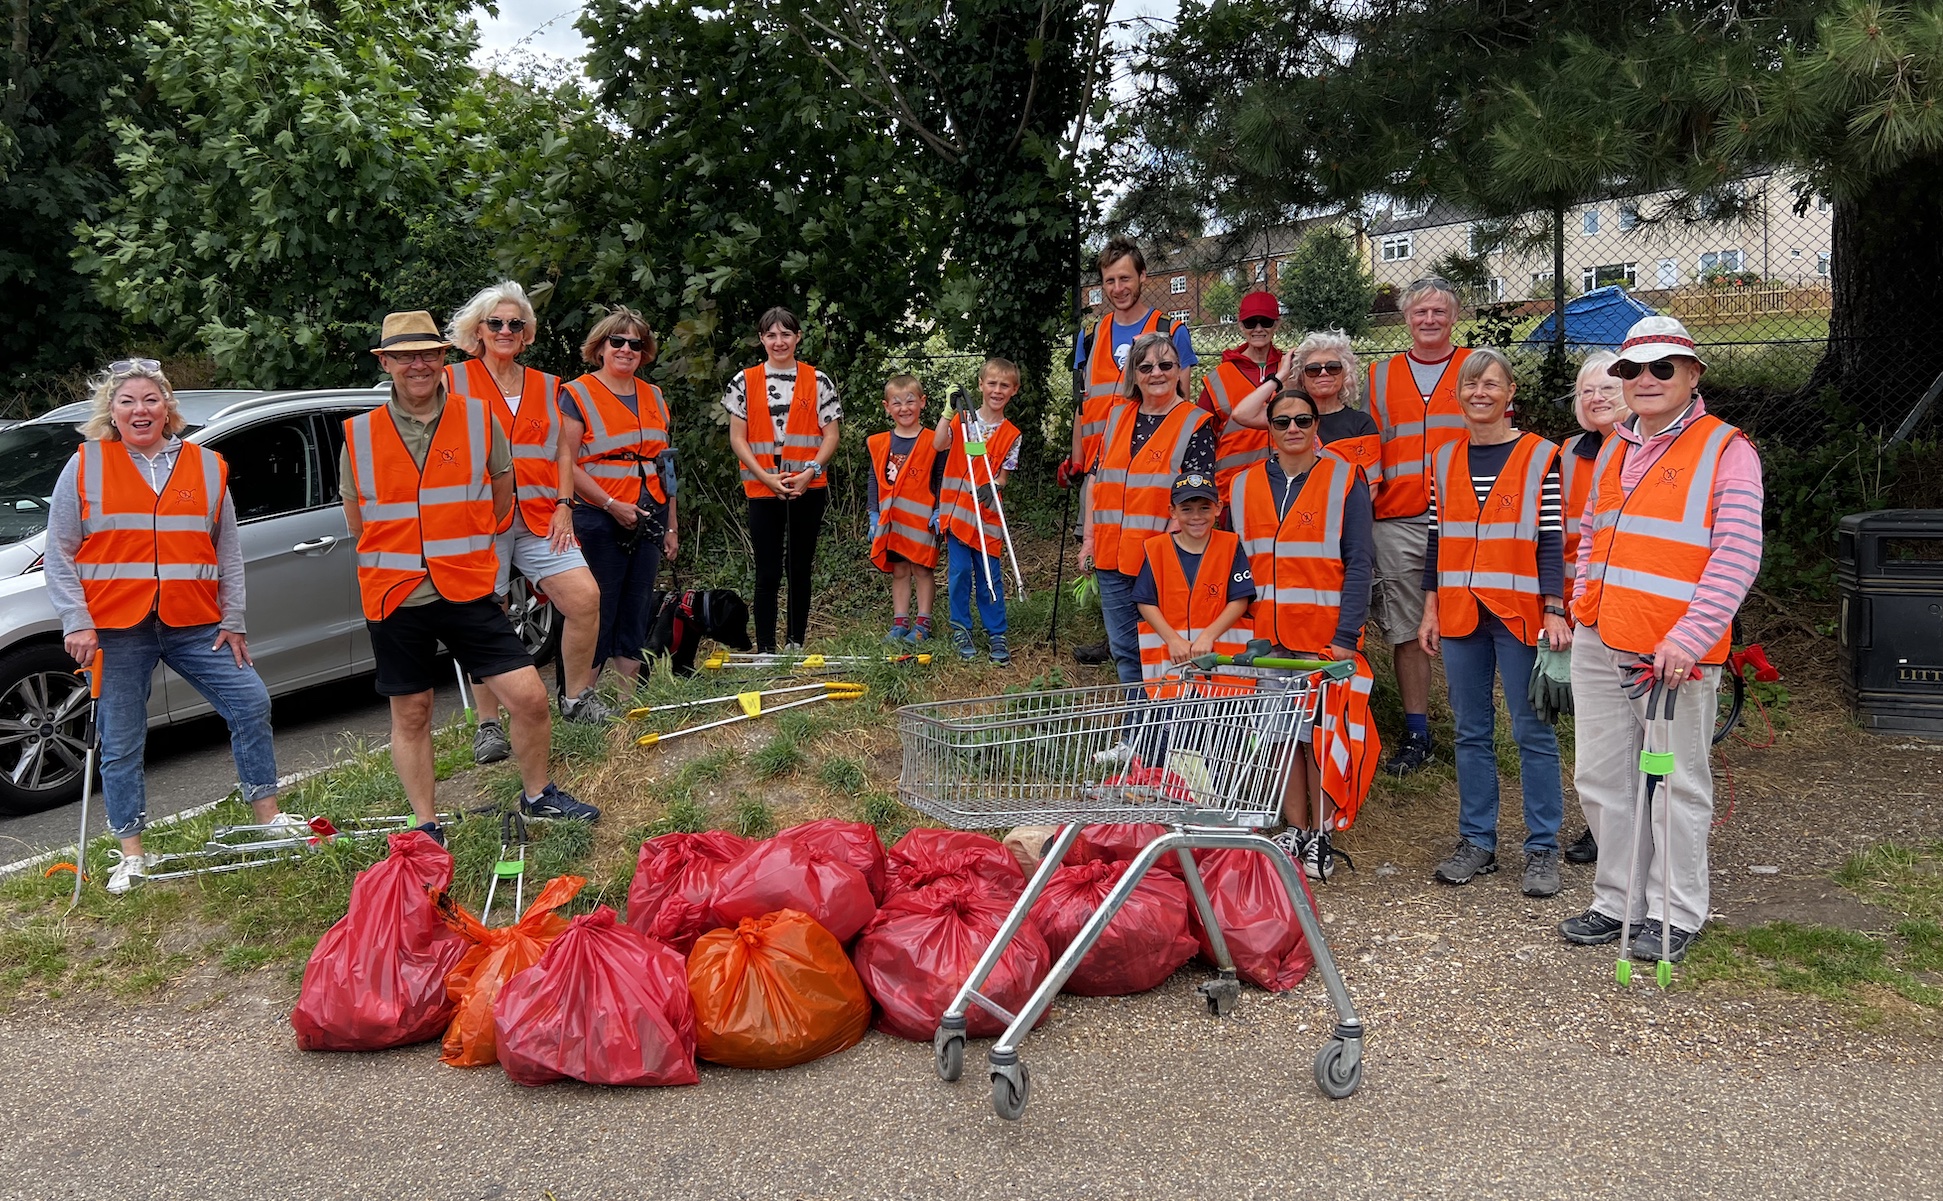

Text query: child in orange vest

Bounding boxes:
[933,358,1023,664]
[866,374,944,643]
[1133,473,1256,681]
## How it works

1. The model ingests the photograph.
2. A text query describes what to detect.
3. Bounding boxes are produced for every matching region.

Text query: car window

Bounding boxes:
[316,409,372,502]
[209,418,319,521]
[0,421,82,546]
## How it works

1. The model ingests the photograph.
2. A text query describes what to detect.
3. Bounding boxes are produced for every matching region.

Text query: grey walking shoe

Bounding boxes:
[1521,849,1562,898]
[473,720,511,765]
[560,686,616,726]
[1433,840,1497,885]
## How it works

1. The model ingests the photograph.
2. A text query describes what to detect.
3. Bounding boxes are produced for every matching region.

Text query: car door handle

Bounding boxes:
[292,536,337,554]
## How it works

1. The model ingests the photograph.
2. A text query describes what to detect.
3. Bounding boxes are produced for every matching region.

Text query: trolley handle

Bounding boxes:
[1191,648,1355,681]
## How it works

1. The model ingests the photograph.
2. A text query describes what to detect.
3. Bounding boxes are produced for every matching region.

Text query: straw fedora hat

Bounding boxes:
[371,310,452,356]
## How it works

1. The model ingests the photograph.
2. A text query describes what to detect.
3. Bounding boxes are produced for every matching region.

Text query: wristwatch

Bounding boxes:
[554,497,573,507]
[1544,605,1568,617]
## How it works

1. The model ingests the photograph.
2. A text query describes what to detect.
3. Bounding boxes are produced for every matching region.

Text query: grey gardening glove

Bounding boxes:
[1528,632,1575,724]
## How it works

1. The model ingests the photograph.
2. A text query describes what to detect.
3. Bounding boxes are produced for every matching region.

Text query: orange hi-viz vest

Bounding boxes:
[938,416,1020,554]
[1573,414,1742,665]
[447,359,563,537]
[1432,432,1557,646]
[1136,530,1253,692]
[867,429,941,571]
[1319,411,1383,504]
[1366,348,1471,520]
[1200,359,1272,500]
[1078,309,1170,468]
[1314,655,1379,831]
[1091,401,1211,576]
[1558,431,1598,607]
[564,374,670,509]
[1230,451,1357,654]
[739,363,826,498]
[73,439,226,629]
[344,395,499,622]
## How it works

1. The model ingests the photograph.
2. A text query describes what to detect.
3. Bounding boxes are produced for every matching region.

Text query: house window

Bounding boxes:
[1789,248,1802,259]
[1698,249,1745,275]
[1580,263,1637,292]
[1169,275,1187,295]
[1657,258,1679,288]
[1468,224,1501,256]
[1816,195,1832,213]
[1380,234,1414,262]
[1618,204,1639,232]
[1168,309,1191,323]
[1253,261,1266,282]
[1393,198,1430,219]
[1816,252,1830,277]
[1088,287,1102,305]
[1486,277,1505,300]
[1582,207,1601,236]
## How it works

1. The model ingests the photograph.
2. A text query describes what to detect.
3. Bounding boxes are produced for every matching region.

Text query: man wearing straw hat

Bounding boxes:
[1557,316,1762,964]
[340,311,600,839]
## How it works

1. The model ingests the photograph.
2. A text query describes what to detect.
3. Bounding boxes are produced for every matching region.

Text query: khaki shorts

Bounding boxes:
[1370,518,1430,645]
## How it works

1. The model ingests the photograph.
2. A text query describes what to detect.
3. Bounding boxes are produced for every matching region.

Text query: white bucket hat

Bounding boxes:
[1611,315,1707,370]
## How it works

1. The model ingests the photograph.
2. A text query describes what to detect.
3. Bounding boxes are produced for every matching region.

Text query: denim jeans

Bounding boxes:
[97,618,278,837]
[1441,609,1562,854]
[574,503,664,667]
[1096,568,1143,686]
[946,534,1006,636]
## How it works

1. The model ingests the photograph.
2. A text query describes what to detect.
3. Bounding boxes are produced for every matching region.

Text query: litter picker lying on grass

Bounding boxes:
[629,682,868,748]
[701,651,930,671]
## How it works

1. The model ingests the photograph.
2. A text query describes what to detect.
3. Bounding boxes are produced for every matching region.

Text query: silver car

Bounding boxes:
[0,389,560,814]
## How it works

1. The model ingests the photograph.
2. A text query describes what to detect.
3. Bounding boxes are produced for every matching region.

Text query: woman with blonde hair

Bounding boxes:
[1231,329,1382,497]
[45,361,288,893]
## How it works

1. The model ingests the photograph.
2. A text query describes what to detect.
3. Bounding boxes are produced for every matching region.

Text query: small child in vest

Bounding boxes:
[866,374,944,644]
[933,357,1023,664]
[1133,473,1255,683]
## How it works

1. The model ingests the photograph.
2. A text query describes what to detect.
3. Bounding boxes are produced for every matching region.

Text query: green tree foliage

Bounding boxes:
[75,0,490,388]
[1277,229,1373,337]
[1201,275,1241,323]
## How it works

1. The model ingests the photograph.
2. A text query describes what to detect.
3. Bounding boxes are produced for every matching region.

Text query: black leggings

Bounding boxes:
[748,490,828,651]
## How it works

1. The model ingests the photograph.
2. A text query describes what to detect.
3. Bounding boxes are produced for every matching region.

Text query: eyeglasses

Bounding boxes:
[1611,359,1680,381]
[484,317,528,333]
[1301,360,1345,377]
[606,336,647,352]
[382,349,444,365]
[1135,360,1179,374]
[1240,317,1276,330]
[1268,413,1317,430]
[108,358,162,376]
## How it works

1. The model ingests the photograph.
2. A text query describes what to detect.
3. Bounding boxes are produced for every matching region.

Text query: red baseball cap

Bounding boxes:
[1238,291,1279,323]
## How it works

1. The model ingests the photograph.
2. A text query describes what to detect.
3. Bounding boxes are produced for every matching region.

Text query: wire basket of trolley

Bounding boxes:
[894,644,1366,1120]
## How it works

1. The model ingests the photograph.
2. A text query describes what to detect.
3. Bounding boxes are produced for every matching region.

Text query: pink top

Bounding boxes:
[1573,397,1764,660]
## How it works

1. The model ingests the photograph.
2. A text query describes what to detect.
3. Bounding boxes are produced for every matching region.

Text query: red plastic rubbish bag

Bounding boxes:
[883,828,1024,904]
[776,818,888,901]
[688,909,872,1068]
[440,874,586,1068]
[494,907,698,1087]
[1189,847,1316,992]
[710,836,877,943]
[625,831,754,953]
[1028,858,1199,995]
[291,831,473,1051]
[1071,823,1182,876]
[853,878,1051,1041]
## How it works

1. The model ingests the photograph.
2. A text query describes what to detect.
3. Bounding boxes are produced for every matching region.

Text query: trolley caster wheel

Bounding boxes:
[1197,975,1240,1018]
[1314,1038,1362,1100]
[934,1028,965,1082]
[990,1062,1031,1121]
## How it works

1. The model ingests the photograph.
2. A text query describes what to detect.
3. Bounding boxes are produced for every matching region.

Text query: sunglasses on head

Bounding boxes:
[1612,359,1680,381]
[484,317,527,333]
[606,336,647,352]
[1135,359,1179,374]
[1268,413,1317,430]
[1301,360,1345,377]
[1240,317,1276,330]
[108,358,162,376]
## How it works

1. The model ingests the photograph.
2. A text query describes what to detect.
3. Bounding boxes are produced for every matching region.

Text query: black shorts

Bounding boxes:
[369,596,533,697]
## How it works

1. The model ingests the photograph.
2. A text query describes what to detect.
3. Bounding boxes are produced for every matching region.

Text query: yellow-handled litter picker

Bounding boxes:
[701,651,930,672]
[629,681,867,748]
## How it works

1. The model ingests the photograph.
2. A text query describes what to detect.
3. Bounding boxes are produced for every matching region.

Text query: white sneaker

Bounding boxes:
[106,852,154,895]
[1271,827,1309,860]
[1302,835,1333,882]
[261,813,310,837]
[1093,741,1136,768]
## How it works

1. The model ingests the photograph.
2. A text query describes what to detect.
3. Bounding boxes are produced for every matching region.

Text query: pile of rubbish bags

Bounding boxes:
[290,817,1317,1087]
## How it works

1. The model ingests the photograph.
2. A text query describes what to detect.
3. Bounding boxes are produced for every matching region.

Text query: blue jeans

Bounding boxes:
[97,618,278,837]
[1441,609,1562,854]
[574,504,664,667]
[946,535,1006,636]
[1096,568,1143,686]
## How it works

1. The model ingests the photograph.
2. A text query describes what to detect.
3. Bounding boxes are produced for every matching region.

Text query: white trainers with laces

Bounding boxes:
[1271,827,1310,861]
[105,852,155,896]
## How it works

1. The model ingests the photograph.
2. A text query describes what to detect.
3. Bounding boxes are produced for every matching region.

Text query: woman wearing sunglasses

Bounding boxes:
[1415,348,1568,900]
[1229,329,1381,495]
[726,306,843,652]
[1087,332,1216,685]
[560,307,678,688]
[1195,290,1283,507]
[1227,386,1377,880]
[445,283,613,761]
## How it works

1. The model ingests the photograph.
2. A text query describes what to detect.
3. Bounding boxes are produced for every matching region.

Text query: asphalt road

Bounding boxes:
[0,674,464,865]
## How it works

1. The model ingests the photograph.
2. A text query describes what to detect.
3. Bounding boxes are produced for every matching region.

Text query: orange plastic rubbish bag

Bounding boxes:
[439,874,586,1068]
[687,909,872,1069]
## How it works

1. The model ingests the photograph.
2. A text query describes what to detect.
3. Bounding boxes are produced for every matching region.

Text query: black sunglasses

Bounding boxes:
[1239,317,1276,330]
[606,336,647,352]
[1268,413,1317,430]
[484,317,528,333]
[1611,359,1680,381]
[1136,360,1179,374]
[1301,360,1345,377]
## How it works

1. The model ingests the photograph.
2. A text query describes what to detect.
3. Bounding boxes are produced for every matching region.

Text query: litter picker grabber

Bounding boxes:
[1617,672,1677,989]
[701,651,930,672]
[129,812,462,885]
[64,650,103,914]
[482,810,529,925]
[951,388,1028,601]
[1047,466,1072,652]
[632,682,866,748]
[454,658,476,724]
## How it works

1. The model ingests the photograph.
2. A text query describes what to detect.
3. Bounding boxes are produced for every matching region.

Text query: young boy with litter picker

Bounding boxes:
[867,373,945,644]
[933,358,1023,664]
[1132,472,1256,687]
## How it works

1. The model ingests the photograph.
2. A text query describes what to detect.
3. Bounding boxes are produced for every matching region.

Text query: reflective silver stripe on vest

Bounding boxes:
[1437,570,1535,594]
[888,496,933,526]
[1599,564,1700,602]
[420,484,481,506]
[349,413,381,511]
[357,502,417,522]
[74,561,159,580]
[1606,421,1736,546]
[1205,365,1242,418]
[359,552,425,571]
[422,535,495,558]
[1215,446,1269,473]
[156,562,220,581]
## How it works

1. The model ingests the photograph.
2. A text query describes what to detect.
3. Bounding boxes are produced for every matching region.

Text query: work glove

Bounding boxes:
[1056,457,1083,489]
[1528,633,1575,724]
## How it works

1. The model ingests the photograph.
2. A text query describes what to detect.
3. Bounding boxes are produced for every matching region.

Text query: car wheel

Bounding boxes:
[0,642,96,815]
[506,572,563,667]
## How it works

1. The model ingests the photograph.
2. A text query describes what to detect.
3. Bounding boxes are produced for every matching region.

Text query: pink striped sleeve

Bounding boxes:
[1665,436,1764,660]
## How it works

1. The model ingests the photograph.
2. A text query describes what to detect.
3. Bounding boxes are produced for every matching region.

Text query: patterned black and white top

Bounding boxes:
[720,363,844,429]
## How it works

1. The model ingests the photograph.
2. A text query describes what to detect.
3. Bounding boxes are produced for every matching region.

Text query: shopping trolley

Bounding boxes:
[896,651,1367,1120]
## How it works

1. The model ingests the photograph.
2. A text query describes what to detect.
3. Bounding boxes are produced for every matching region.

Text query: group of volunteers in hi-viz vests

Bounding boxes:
[1042,240,1764,967]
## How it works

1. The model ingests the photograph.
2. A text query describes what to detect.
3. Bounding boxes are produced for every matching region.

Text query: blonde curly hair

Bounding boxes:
[78,362,185,442]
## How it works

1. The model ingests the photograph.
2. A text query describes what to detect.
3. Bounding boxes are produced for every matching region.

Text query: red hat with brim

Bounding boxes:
[1238,291,1280,323]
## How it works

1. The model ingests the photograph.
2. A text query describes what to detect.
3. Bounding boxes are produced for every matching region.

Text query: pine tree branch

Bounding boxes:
[786,8,965,163]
